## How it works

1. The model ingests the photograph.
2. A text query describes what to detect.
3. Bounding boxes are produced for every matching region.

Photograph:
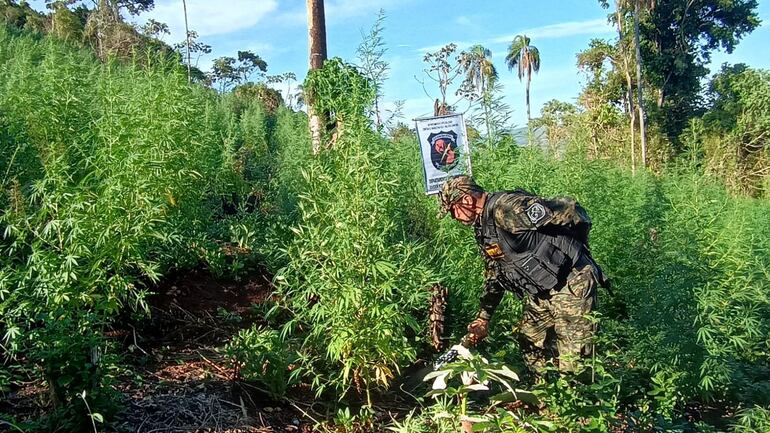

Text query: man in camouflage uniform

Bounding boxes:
[439,175,606,373]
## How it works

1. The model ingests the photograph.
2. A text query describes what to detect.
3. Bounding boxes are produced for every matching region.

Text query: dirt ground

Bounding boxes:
[2,268,320,433]
[6,267,722,432]
[116,269,320,433]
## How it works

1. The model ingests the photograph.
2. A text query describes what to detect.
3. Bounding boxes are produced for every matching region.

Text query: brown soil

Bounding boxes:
[150,268,274,316]
[1,268,319,433]
[114,268,318,433]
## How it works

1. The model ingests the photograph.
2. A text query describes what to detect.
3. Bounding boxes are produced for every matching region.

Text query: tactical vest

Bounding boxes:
[474,191,588,295]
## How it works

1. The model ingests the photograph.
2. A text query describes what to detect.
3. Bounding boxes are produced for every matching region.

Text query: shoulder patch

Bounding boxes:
[525,202,547,224]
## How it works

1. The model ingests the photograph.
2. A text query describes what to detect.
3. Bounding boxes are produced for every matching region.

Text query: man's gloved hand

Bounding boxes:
[466,317,489,345]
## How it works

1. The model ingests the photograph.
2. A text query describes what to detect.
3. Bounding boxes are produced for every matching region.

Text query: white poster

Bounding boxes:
[414,114,472,195]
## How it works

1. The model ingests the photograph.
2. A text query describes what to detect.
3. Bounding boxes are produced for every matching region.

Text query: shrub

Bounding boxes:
[272,128,437,401]
[250,61,436,401]
[0,26,268,428]
[225,327,298,398]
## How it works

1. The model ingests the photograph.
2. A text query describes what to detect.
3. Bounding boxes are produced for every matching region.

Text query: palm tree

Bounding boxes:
[459,45,498,140]
[460,45,498,97]
[505,35,540,123]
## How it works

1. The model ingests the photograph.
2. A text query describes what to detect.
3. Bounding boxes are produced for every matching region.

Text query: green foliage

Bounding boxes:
[50,5,83,43]
[531,99,579,150]
[0,26,269,429]
[272,134,436,399]
[225,327,298,397]
[637,172,770,400]
[233,82,284,114]
[505,34,540,82]
[424,355,526,408]
[248,60,435,402]
[732,406,770,433]
[418,355,553,433]
[421,43,461,112]
[689,65,770,197]
[457,45,513,144]
[318,406,377,433]
[387,409,433,433]
[210,50,268,92]
[2,7,769,433]
[28,315,121,431]
[304,57,376,131]
[595,0,761,141]
[355,9,389,129]
[505,34,540,122]
[0,2,47,33]
[642,0,760,139]
[534,365,620,432]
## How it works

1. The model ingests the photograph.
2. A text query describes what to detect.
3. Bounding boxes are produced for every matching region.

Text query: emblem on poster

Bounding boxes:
[428,131,459,170]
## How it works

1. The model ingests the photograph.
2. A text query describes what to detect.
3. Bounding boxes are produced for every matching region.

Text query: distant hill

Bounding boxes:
[509,125,548,147]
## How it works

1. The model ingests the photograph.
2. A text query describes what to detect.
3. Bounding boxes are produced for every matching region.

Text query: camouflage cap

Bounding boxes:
[438,175,485,217]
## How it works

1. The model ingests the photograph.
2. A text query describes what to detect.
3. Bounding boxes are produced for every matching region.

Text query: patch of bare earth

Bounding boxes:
[113,268,317,433]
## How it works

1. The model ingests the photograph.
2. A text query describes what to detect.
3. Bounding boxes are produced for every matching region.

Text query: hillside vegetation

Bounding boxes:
[1,2,770,432]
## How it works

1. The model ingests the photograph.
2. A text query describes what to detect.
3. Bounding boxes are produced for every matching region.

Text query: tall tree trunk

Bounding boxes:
[307,0,327,154]
[108,0,120,21]
[50,5,57,36]
[482,80,492,145]
[374,99,382,129]
[286,81,293,109]
[182,0,191,83]
[526,70,532,145]
[484,98,492,144]
[526,73,531,123]
[89,0,115,59]
[616,2,636,173]
[634,0,648,168]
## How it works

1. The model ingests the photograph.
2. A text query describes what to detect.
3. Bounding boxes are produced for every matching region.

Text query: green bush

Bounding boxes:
[273,132,437,399]
[225,327,298,397]
[2,18,769,433]
[244,61,438,401]
[0,25,269,428]
[732,406,770,433]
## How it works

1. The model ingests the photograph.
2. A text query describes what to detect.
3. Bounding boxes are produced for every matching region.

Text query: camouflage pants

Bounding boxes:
[518,265,598,373]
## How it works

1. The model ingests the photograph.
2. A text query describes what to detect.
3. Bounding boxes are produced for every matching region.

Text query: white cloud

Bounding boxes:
[272,8,307,27]
[455,16,473,27]
[416,18,614,56]
[274,0,407,28]
[142,0,278,39]
[415,17,615,56]
[491,18,613,44]
[415,41,478,54]
[326,0,386,20]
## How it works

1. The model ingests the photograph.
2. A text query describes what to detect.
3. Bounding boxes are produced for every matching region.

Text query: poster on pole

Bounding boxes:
[414,113,472,195]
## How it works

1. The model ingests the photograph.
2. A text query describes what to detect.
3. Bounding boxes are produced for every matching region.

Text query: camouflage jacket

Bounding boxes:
[472,190,594,320]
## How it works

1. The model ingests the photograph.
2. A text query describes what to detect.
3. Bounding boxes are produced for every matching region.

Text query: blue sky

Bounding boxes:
[30,0,770,127]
